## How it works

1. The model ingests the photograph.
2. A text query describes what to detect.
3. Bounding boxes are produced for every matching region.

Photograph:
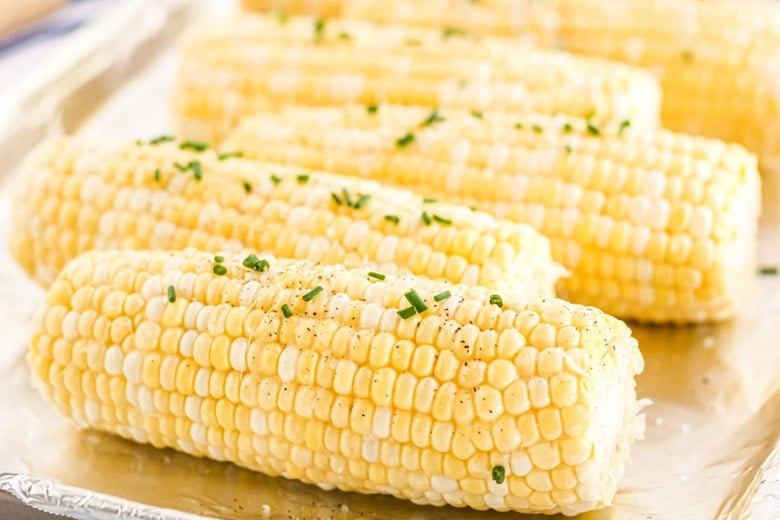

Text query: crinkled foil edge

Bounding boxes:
[0,473,215,520]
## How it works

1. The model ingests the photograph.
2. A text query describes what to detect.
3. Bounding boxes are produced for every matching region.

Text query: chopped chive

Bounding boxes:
[213,264,228,276]
[397,306,417,319]
[384,214,400,224]
[342,188,353,207]
[470,110,483,119]
[257,259,270,271]
[433,290,451,302]
[759,266,778,275]
[562,122,573,133]
[179,141,208,152]
[281,304,293,318]
[313,17,326,42]
[368,271,386,280]
[191,161,203,181]
[491,465,505,485]
[514,122,524,130]
[469,206,477,211]
[217,151,243,160]
[489,294,504,307]
[565,144,573,154]
[134,139,143,145]
[302,286,324,302]
[149,135,174,145]
[353,194,371,209]
[423,197,437,203]
[243,181,252,193]
[173,162,189,172]
[420,108,445,127]
[367,104,379,114]
[167,285,176,303]
[433,214,452,225]
[618,120,631,134]
[396,132,415,148]
[586,122,600,137]
[242,254,269,272]
[682,50,694,62]
[442,26,467,38]
[331,192,342,205]
[153,168,161,182]
[532,124,544,133]
[214,255,225,263]
[421,211,432,226]
[405,289,428,313]
[405,38,422,46]
[270,174,282,184]
[276,10,289,24]
[338,31,351,40]
[296,174,310,183]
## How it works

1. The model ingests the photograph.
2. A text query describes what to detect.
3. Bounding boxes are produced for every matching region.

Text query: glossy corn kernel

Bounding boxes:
[223,104,762,323]
[29,248,645,516]
[172,13,660,142]
[9,137,561,297]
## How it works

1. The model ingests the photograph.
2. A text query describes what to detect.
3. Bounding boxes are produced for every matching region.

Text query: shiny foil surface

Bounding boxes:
[0,1,778,518]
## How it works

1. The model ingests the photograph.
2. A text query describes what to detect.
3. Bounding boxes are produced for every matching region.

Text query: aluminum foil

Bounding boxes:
[0,1,778,518]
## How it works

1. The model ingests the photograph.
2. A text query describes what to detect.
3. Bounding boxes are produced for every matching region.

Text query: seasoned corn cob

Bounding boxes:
[223,104,762,323]
[240,0,780,175]
[29,248,645,515]
[9,137,561,297]
[173,14,661,143]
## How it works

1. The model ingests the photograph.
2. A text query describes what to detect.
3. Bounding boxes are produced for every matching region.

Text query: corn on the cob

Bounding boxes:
[29,248,645,515]
[173,14,661,143]
[9,137,561,297]
[223,104,762,323]
[240,0,780,175]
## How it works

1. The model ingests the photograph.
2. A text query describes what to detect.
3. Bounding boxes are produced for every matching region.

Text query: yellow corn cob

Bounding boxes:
[173,14,661,143]
[9,137,561,298]
[240,0,780,175]
[29,248,645,515]
[223,104,762,323]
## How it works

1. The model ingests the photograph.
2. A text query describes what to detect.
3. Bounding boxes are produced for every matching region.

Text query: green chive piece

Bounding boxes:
[213,265,228,276]
[619,120,631,134]
[384,214,400,224]
[565,144,573,154]
[353,194,371,209]
[276,10,289,24]
[167,285,176,303]
[397,306,417,319]
[470,110,483,119]
[423,197,437,204]
[243,181,252,193]
[421,211,432,225]
[367,104,379,114]
[562,122,573,133]
[489,294,504,307]
[242,254,269,272]
[433,214,452,225]
[173,162,189,172]
[270,174,282,184]
[296,174,310,183]
[191,161,203,181]
[433,290,451,302]
[682,50,694,62]
[532,124,544,133]
[214,255,225,263]
[421,108,445,127]
[314,17,326,42]
[491,465,505,485]
[404,289,428,313]
[281,304,293,318]
[396,132,415,148]
[342,188,353,207]
[338,31,351,40]
[302,286,324,302]
[442,26,467,38]
[586,123,600,137]
[153,169,161,182]
[217,151,243,160]
[759,266,778,275]
[134,140,143,145]
[514,122,524,130]
[179,141,208,152]
[469,206,477,211]
[149,135,174,145]
[368,271,386,280]
[331,192,342,205]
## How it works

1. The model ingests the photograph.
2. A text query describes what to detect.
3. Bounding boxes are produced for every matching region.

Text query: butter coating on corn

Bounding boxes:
[9,137,561,297]
[29,248,645,515]
[173,14,661,142]
[224,104,762,323]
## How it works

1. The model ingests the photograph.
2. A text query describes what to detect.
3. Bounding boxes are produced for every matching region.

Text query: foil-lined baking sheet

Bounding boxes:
[0,1,778,518]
